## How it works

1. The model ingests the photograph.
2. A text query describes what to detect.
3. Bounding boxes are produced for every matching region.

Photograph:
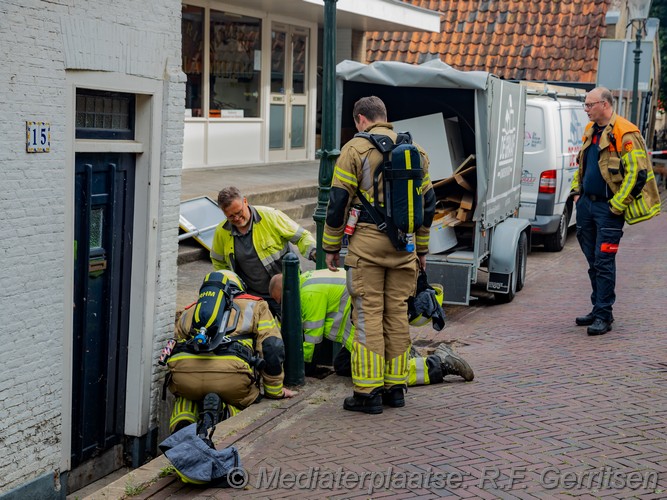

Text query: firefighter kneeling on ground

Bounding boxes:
[269,269,474,402]
[165,270,296,433]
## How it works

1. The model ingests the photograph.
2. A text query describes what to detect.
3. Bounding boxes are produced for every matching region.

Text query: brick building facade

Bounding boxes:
[0,1,184,497]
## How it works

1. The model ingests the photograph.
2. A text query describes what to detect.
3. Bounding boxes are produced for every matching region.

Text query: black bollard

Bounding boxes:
[281,252,305,386]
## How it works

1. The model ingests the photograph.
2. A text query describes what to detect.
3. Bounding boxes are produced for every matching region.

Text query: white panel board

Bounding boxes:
[393,113,464,182]
[179,196,225,250]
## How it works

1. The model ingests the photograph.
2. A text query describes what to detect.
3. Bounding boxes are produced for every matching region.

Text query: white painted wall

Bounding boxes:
[0,0,184,495]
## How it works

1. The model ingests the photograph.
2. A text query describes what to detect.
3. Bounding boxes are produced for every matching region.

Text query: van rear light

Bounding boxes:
[539,170,557,194]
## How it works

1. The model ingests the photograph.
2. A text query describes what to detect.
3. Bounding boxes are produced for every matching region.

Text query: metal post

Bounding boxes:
[313,0,340,269]
[630,25,642,124]
[281,252,304,386]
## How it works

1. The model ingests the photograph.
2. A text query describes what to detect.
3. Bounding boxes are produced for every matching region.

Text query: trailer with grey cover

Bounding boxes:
[336,59,530,305]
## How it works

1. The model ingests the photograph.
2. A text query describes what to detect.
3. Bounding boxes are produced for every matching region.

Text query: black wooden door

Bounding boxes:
[72,153,134,466]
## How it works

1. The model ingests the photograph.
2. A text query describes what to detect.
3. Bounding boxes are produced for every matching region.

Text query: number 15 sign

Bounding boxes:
[26,121,51,153]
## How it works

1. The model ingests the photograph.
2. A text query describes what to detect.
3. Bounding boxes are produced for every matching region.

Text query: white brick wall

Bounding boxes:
[0,0,183,494]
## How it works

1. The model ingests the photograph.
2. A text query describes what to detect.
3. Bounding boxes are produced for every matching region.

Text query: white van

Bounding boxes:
[519,88,589,251]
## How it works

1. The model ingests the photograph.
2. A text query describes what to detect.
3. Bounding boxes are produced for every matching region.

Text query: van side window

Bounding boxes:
[524,107,545,153]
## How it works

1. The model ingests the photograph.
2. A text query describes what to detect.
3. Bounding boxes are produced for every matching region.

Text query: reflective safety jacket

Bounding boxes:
[300,269,354,363]
[572,112,660,224]
[211,205,316,276]
[323,123,436,254]
[173,295,286,403]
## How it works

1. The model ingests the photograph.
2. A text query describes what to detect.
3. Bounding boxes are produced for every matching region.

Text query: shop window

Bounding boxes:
[210,10,261,118]
[182,5,204,117]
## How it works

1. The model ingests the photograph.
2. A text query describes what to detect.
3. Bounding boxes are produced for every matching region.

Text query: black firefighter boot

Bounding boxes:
[343,388,383,414]
[382,385,406,408]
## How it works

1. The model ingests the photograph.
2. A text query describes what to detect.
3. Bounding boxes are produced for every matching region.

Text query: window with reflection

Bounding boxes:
[210,11,261,118]
[182,5,204,117]
[292,32,307,95]
[271,29,286,94]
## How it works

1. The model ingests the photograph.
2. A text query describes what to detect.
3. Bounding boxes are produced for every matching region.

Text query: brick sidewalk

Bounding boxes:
[134,196,667,499]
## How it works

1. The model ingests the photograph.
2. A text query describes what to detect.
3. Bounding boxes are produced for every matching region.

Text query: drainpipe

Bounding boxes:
[313,0,340,269]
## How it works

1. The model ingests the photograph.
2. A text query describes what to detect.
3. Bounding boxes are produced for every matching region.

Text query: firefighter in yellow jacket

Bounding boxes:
[167,270,295,433]
[269,269,355,364]
[269,269,473,386]
[571,87,660,336]
[323,96,436,414]
[210,186,316,317]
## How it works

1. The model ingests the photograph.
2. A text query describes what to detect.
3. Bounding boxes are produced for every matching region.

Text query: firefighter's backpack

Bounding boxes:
[355,132,424,249]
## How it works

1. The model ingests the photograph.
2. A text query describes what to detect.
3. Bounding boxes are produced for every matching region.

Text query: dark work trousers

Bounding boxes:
[575,195,625,322]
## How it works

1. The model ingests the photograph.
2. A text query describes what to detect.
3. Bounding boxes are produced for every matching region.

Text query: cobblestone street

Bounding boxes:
[128,194,667,499]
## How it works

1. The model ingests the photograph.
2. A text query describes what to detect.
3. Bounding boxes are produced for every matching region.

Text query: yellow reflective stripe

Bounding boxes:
[385,349,409,385]
[322,233,342,245]
[405,148,415,233]
[415,234,429,244]
[359,188,375,204]
[257,318,277,331]
[237,338,253,349]
[170,396,198,432]
[226,403,241,416]
[333,166,358,187]
[352,343,384,388]
[616,150,643,202]
[167,352,251,368]
[264,382,283,397]
[194,303,202,325]
[204,292,225,329]
[175,470,209,485]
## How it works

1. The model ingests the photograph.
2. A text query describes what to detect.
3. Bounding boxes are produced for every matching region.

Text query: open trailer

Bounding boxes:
[336,59,530,305]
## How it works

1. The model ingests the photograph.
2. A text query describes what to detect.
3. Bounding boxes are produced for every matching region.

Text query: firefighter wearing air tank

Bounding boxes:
[323,96,436,414]
[167,271,294,432]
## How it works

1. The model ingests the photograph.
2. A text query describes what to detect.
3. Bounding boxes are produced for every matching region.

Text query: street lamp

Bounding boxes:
[313,0,339,269]
[628,0,652,124]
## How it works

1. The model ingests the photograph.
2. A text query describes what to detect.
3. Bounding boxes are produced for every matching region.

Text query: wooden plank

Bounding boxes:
[460,193,474,210]
[432,176,457,189]
[444,193,463,204]
[453,154,476,175]
[456,207,473,222]
[453,164,476,192]
[454,174,474,192]
[436,213,461,227]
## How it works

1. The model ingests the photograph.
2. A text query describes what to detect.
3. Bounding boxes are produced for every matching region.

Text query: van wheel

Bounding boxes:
[544,205,569,252]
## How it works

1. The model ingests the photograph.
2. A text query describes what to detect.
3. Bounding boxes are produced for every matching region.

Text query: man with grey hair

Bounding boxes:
[211,186,317,317]
[571,87,660,336]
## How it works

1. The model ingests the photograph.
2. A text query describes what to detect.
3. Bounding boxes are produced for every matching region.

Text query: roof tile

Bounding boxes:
[366,0,611,83]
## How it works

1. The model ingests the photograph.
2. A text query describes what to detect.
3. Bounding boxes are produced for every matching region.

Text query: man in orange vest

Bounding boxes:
[571,87,660,336]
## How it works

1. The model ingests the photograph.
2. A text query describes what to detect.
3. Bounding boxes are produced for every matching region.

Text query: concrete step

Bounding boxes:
[245,184,319,207]
[271,196,318,223]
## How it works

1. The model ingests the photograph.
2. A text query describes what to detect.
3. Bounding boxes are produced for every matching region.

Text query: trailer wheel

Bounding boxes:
[495,232,526,303]
[516,232,528,292]
[494,272,516,303]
